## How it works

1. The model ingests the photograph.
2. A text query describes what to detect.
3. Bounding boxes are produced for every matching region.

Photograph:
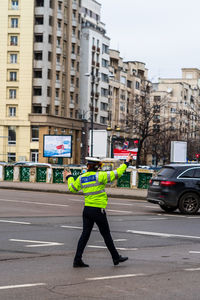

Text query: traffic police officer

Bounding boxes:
[64,153,133,268]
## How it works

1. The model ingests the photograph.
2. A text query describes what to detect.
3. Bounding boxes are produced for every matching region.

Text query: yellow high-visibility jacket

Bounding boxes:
[67,163,128,208]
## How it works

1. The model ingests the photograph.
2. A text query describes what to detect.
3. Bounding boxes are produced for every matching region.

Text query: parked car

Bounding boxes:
[147,164,200,214]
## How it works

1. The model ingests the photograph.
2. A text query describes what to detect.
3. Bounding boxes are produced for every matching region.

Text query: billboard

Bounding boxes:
[43,135,72,158]
[170,141,187,163]
[112,138,138,160]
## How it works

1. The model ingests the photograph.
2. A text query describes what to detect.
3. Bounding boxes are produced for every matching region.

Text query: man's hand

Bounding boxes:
[126,153,133,162]
[63,169,72,180]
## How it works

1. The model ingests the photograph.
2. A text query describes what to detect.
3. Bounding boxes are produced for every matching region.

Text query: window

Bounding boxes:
[56,54,60,63]
[31,126,39,141]
[179,169,195,178]
[11,18,18,28]
[100,102,108,111]
[33,87,42,96]
[58,1,62,10]
[9,107,16,117]
[34,69,42,78]
[34,34,43,42]
[100,116,107,124]
[10,36,18,46]
[101,88,108,97]
[35,0,44,6]
[55,88,59,98]
[8,126,16,145]
[102,44,109,54]
[57,37,61,47]
[48,52,52,61]
[31,150,39,162]
[135,81,140,89]
[57,19,62,29]
[34,51,42,60]
[102,59,108,68]
[35,16,43,25]
[9,89,16,99]
[194,169,200,178]
[10,53,17,63]
[33,106,42,113]
[55,106,59,115]
[8,152,16,162]
[10,71,17,81]
[120,76,126,85]
[11,0,18,10]
[101,73,108,83]
[56,72,60,81]
[48,35,52,43]
[47,69,51,79]
[72,44,75,54]
[47,86,51,97]
[49,16,53,26]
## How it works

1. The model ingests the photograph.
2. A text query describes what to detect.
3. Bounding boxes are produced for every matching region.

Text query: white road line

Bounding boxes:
[0,283,46,290]
[187,216,200,219]
[61,225,98,231]
[145,206,160,209]
[86,274,145,281]
[0,220,31,225]
[0,198,68,207]
[146,218,168,220]
[157,214,185,218]
[189,251,200,254]
[127,230,200,240]
[184,268,200,272]
[107,209,133,214]
[9,239,64,247]
[87,245,137,251]
[110,203,133,206]
[113,239,127,242]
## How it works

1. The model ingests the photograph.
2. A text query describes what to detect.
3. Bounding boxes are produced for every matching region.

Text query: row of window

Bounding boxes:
[8,126,39,146]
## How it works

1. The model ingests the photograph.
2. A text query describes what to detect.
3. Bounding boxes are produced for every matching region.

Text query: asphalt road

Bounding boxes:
[0,189,200,299]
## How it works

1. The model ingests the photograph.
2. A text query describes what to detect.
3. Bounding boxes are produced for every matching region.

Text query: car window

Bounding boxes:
[193,168,200,178]
[157,167,175,177]
[179,169,195,178]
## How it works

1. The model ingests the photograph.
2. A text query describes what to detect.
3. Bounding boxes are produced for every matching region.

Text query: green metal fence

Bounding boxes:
[117,171,131,188]
[138,172,152,189]
[4,166,14,181]
[36,167,47,183]
[53,168,64,183]
[20,167,30,182]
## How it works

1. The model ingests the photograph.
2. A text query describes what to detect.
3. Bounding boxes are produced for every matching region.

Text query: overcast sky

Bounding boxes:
[99,0,200,81]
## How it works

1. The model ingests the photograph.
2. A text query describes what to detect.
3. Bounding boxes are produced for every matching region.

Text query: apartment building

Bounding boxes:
[150,68,200,163]
[108,49,149,137]
[79,0,110,158]
[0,0,82,164]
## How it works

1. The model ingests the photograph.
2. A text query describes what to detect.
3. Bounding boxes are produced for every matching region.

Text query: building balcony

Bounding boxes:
[71,36,77,43]
[35,7,45,15]
[57,11,63,19]
[69,101,75,109]
[57,29,62,37]
[56,47,62,54]
[70,68,76,76]
[72,2,77,9]
[32,96,43,104]
[55,81,61,88]
[70,85,75,92]
[71,53,76,60]
[34,25,44,33]
[55,98,60,106]
[72,19,77,27]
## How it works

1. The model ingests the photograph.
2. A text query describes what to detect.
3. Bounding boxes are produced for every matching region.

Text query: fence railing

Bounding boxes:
[0,164,154,189]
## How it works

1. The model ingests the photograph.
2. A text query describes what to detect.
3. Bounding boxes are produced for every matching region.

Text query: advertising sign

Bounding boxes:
[43,135,72,158]
[112,138,138,160]
[170,141,187,163]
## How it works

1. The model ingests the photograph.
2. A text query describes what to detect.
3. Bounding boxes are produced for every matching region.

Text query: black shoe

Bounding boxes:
[113,255,128,266]
[73,259,89,268]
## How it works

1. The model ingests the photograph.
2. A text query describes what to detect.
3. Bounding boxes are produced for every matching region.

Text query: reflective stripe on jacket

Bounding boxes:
[67,163,127,208]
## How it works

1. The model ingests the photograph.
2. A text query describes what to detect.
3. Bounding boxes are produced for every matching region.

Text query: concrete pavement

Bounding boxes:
[0,181,147,200]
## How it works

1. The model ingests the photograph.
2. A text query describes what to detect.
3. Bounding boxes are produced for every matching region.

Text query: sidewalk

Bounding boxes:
[0,181,147,200]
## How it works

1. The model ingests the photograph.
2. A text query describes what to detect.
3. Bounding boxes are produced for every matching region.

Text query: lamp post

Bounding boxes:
[85,72,95,157]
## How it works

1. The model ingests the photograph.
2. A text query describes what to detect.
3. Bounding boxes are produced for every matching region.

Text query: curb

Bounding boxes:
[0,186,146,201]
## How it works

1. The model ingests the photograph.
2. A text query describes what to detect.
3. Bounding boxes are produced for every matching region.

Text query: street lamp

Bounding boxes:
[85,72,95,157]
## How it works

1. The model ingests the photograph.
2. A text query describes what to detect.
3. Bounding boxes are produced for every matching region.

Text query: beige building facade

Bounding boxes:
[0,0,83,164]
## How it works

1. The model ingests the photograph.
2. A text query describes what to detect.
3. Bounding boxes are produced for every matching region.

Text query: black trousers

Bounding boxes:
[74,206,119,261]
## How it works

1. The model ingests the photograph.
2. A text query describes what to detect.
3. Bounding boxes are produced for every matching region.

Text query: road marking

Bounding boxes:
[146,218,168,220]
[127,230,200,240]
[189,251,200,254]
[107,209,133,214]
[184,268,200,272]
[187,216,200,219]
[110,203,133,206]
[87,245,137,251]
[157,214,185,218]
[9,239,64,247]
[145,205,160,209]
[86,274,145,281]
[114,239,127,242]
[61,225,98,231]
[0,220,31,225]
[0,283,46,290]
[0,198,69,207]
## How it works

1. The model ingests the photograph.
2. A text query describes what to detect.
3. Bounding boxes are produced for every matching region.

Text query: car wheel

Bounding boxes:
[178,192,200,214]
[159,205,177,213]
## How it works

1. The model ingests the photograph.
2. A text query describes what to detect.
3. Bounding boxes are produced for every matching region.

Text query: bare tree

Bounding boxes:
[127,82,174,167]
